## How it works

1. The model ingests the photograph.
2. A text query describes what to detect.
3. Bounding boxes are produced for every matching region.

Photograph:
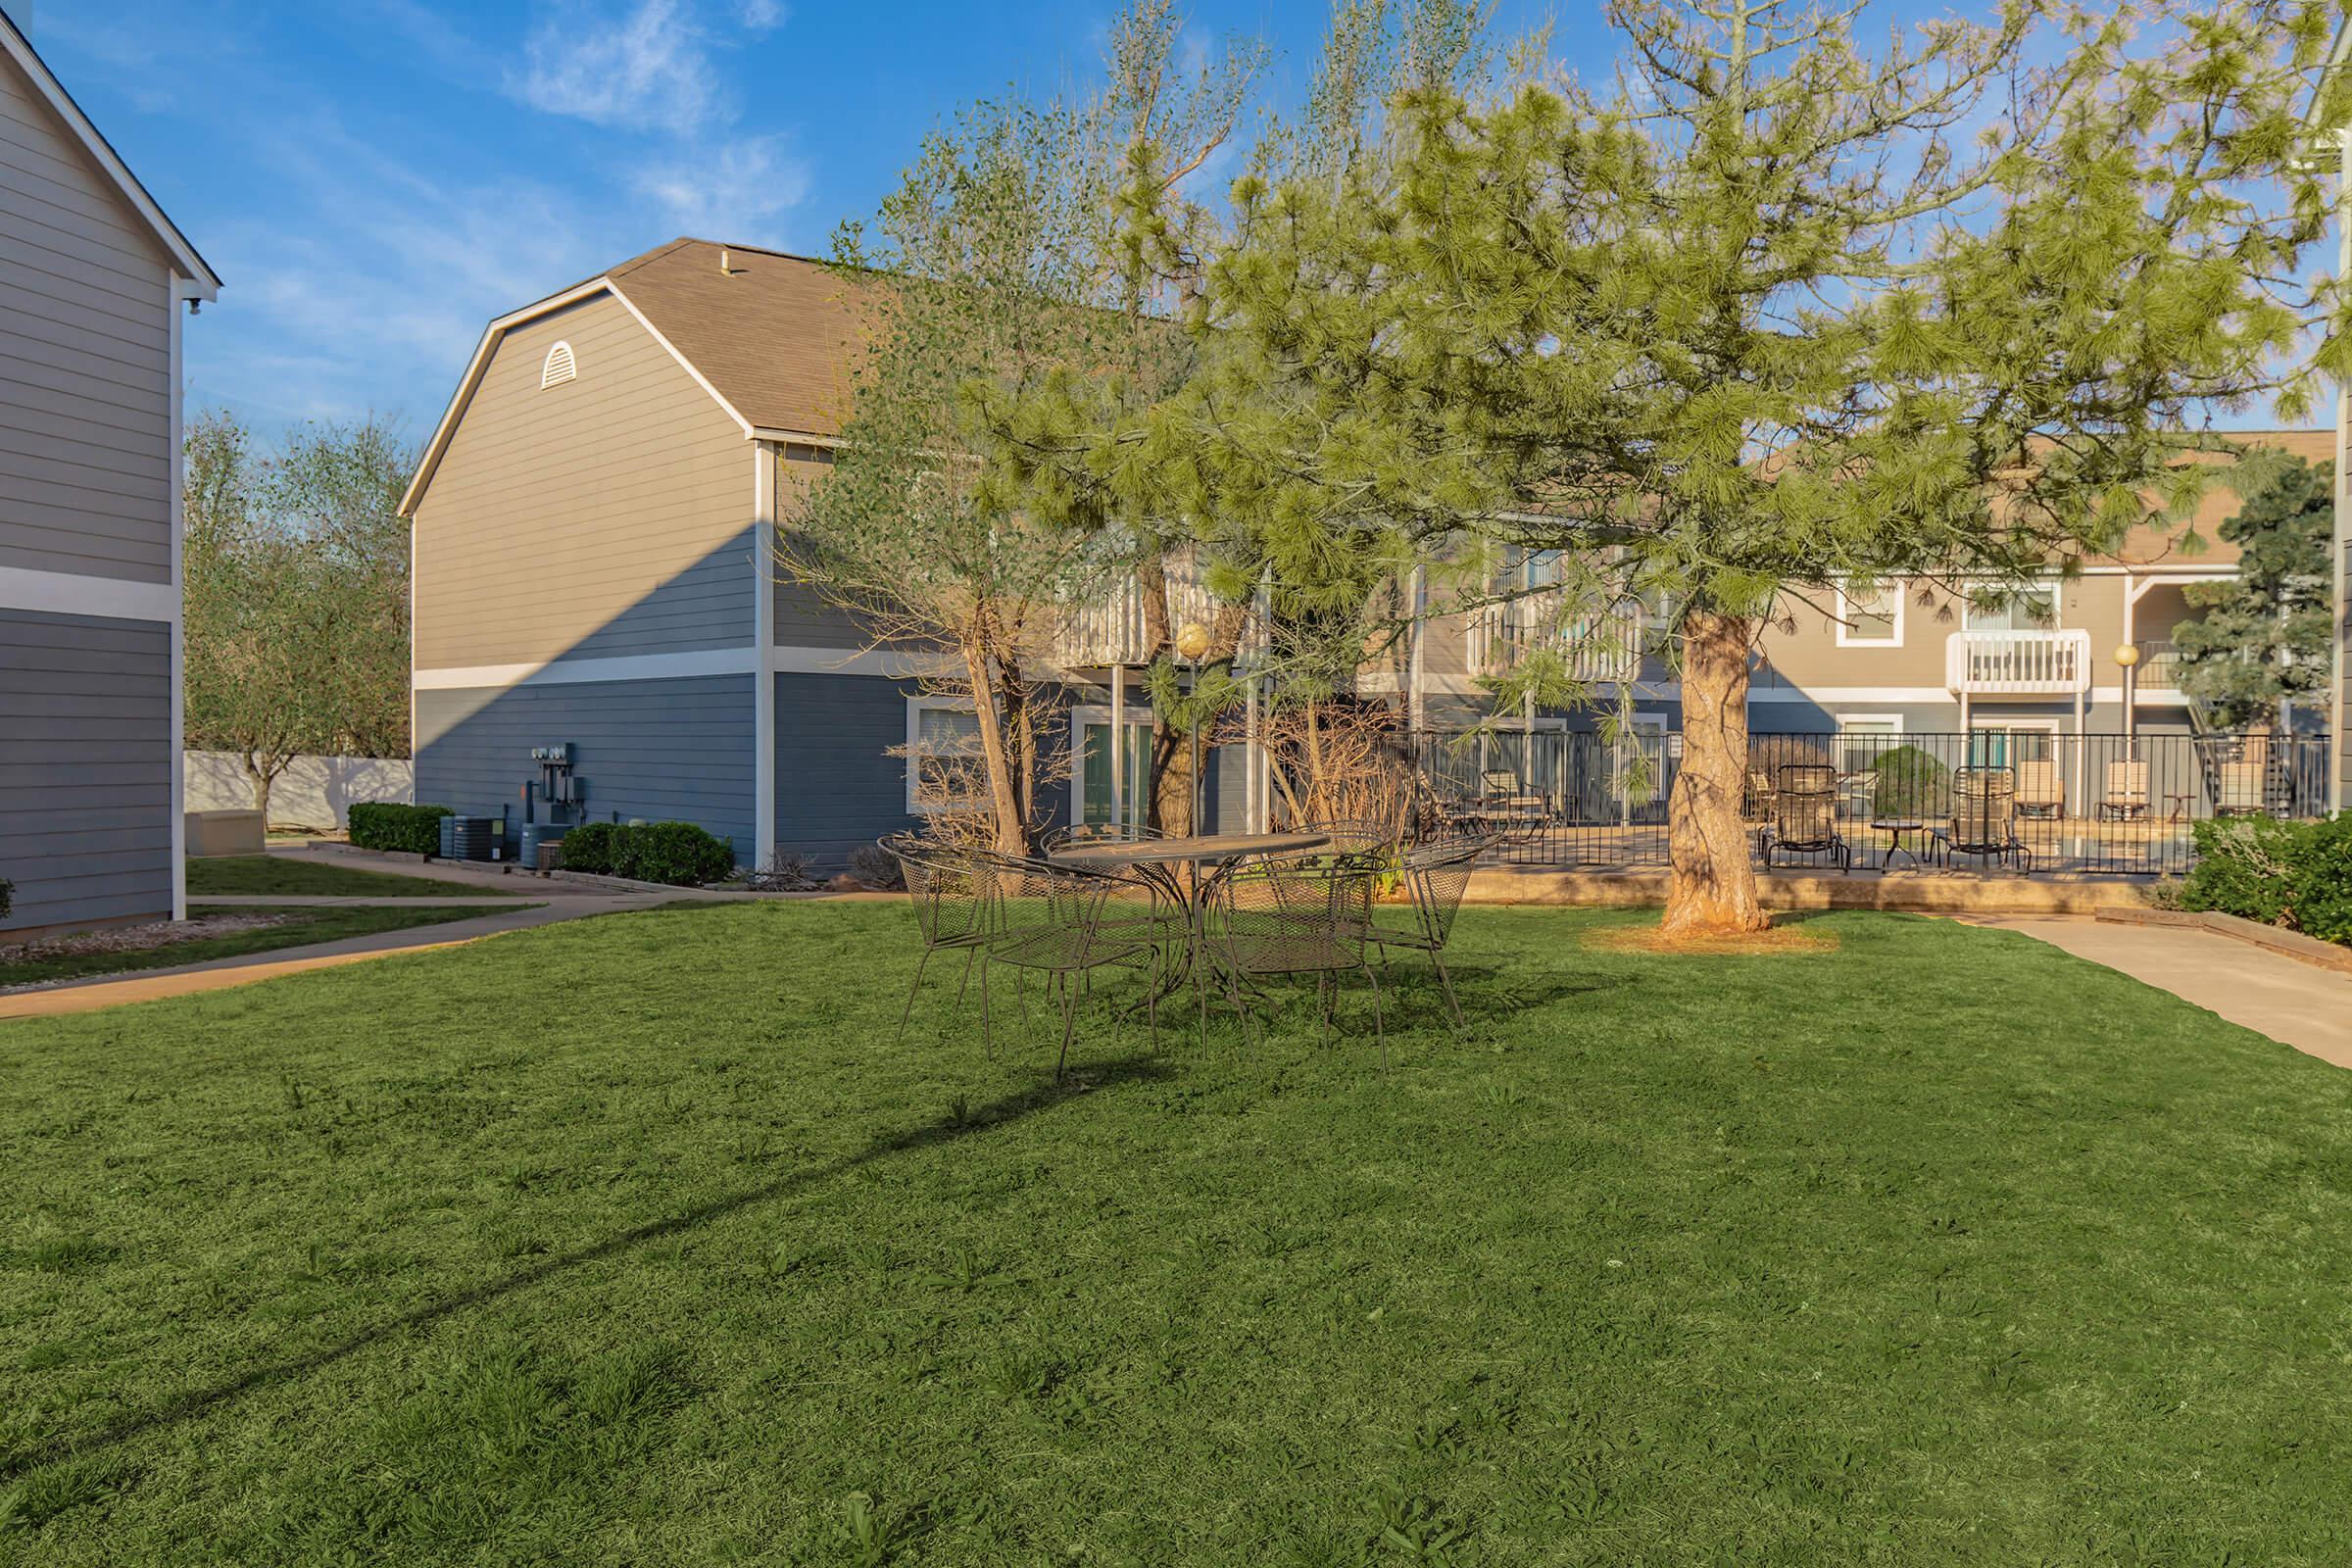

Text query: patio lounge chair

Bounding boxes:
[2097,760,2149,821]
[1478,769,1550,836]
[2015,759,2064,819]
[1936,767,2033,872]
[1758,763,1850,872]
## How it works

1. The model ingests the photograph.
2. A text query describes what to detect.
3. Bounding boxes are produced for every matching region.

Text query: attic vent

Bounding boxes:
[541,340,576,388]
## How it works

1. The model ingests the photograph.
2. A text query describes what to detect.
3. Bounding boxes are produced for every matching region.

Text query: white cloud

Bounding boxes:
[628,134,810,245]
[736,0,788,31]
[510,0,731,136]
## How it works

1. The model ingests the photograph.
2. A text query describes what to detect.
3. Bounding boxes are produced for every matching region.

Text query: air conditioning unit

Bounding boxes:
[438,814,507,861]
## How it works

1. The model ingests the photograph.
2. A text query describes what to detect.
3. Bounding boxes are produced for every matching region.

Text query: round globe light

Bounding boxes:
[1175,621,1211,661]
[2113,643,2141,668]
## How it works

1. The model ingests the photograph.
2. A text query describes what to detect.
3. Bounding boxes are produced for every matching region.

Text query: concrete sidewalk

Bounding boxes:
[1973,916,2352,1068]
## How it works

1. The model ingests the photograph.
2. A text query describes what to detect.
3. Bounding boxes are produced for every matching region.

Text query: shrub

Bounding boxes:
[614,821,736,886]
[2182,813,2352,945]
[347,803,453,856]
[558,821,621,875]
[0,877,12,921]
[848,844,906,891]
[556,821,733,886]
[1870,745,1950,818]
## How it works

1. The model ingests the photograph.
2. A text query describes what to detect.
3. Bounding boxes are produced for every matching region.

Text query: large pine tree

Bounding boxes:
[988,0,2347,932]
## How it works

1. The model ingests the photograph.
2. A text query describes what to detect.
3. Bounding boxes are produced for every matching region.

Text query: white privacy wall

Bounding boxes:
[183,752,414,830]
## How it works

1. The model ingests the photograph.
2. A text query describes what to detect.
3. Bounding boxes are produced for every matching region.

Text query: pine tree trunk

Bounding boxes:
[1659,609,1768,937]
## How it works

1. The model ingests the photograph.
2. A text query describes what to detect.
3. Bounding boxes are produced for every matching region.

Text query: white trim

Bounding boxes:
[1836,712,1905,733]
[1833,578,1904,648]
[749,427,843,448]
[399,277,612,515]
[0,14,220,294]
[752,442,777,866]
[168,274,189,920]
[904,695,981,815]
[0,565,178,622]
[414,647,758,691]
[607,282,754,435]
[411,642,955,692]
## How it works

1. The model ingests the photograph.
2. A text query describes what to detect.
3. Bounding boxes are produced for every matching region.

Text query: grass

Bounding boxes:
[0,906,528,990]
[1,903,2347,1564]
[183,857,515,899]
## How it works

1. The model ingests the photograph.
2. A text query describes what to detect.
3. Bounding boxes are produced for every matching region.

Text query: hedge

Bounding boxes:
[2181,813,2352,948]
[0,877,12,922]
[348,803,453,856]
[553,820,733,887]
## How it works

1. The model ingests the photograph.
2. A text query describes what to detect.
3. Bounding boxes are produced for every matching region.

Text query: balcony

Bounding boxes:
[1468,592,1644,682]
[2135,639,2180,689]
[1052,559,1259,668]
[1944,629,2091,695]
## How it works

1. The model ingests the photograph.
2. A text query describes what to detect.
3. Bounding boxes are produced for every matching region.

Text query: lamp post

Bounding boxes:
[2115,641,2141,760]
[1176,620,1210,834]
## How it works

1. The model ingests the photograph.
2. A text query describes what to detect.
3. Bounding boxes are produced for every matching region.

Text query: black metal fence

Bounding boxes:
[1415,728,2334,877]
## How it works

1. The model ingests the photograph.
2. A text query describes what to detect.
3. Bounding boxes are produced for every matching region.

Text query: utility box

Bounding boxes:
[184,809,266,858]
[438,815,508,861]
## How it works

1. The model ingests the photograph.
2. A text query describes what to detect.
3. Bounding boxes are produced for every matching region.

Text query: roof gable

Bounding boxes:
[0,8,220,294]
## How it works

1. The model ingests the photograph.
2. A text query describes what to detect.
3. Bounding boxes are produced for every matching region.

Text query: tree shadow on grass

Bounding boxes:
[0,1054,1174,1485]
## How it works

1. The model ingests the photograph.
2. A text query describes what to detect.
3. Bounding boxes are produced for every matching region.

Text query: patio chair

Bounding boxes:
[1367,833,1490,1032]
[1757,764,1850,872]
[1202,851,1388,1064]
[967,853,1162,1080]
[882,833,1003,1045]
[1301,817,1399,858]
[2015,759,2064,820]
[1936,767,2033,872]
[1478,769,1551,838]
[1744,768,1779,822]
[2097,760,2149,821]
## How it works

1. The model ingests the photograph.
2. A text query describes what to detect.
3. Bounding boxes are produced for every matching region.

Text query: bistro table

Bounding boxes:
[1049,832,1332,1023]
[1871,817,1930,871]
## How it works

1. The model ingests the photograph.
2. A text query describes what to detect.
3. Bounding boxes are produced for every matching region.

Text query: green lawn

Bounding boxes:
[183,856,515,899]
[2,904,2347,1564]
[0,906,529,990]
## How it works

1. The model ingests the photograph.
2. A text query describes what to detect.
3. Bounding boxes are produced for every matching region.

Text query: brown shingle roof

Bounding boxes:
[2103,428,2335,568]
[608,238,873,438]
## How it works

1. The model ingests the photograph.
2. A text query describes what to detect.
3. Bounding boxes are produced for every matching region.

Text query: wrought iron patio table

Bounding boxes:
[1872,818,1929,871]
[1049,832,1332,1025]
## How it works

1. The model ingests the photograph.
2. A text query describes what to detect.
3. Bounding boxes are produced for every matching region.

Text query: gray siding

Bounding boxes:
[411,291,752,671]
[0,608,171,931]
[0,54,173,584]
[416,674,756,862]
[773,672,1079,871]
[773,671,922,871]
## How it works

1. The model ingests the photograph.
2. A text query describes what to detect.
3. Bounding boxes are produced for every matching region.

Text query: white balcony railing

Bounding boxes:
[1944,628,2092,695]
[1468,592,1644,683]
[1052,558,1260,667]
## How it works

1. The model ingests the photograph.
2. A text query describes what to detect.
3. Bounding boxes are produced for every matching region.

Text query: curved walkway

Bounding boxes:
[1971,915,2352,1068]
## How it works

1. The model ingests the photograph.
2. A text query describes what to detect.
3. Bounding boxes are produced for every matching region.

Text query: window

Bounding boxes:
[541,340,576,388]
[1837,714,1902,771]
[1964,580,2057,632]
[1834,578,1902,646]
[905,698,983,813]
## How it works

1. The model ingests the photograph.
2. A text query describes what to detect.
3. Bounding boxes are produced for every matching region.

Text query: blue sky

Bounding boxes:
[25,1,2299,446]
[22,0,1599,441]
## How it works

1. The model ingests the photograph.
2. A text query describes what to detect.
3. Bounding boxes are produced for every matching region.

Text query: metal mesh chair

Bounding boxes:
[1759,764,1849,871]
[1367,833,1489,1031]
[1204,853,1387,1063]
[1301,817,1398,858]
[882,833,1003,1044]
[1938,768,2032,871]
[967,853,1161,1079]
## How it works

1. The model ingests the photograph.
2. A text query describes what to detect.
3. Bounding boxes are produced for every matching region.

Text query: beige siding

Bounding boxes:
[770,445,869,648]
[0,54,172,584]
[413,290,755,669]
